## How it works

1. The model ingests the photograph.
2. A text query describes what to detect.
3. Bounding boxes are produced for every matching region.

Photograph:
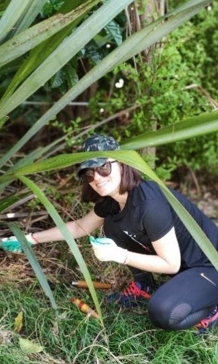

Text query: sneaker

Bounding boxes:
[196,306,218,334]
[105,281,151,308]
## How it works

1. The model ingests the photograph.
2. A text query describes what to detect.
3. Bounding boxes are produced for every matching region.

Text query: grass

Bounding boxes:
[0,281,218,364]
[1,186,218,364]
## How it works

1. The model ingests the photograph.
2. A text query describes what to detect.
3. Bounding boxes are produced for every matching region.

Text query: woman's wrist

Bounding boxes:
[115,248,129,264]
[123,250,129,265]
[31,233,39,244]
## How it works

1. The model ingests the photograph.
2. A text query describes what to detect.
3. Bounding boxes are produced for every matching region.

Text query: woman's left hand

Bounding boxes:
[89,236,128,264]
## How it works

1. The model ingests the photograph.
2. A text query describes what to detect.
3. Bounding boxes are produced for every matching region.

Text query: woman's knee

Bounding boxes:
[148,294,192,330]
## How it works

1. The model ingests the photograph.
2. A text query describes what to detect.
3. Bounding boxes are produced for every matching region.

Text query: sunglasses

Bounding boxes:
[82,161,117,183]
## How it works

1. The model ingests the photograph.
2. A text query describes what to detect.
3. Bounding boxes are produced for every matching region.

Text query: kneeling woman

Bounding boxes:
[2,134,218,332]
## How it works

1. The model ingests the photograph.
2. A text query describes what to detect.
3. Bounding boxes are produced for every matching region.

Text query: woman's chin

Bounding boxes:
[96,189,108,196]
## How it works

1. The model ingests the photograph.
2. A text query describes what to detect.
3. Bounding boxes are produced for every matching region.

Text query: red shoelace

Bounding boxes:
[122,281,151,299]
[196,306,218,329]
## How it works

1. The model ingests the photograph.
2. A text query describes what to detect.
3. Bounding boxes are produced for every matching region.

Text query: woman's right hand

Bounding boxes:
[89,236,128,264]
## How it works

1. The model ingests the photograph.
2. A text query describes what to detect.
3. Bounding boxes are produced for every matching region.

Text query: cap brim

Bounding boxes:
[77,157,108,178]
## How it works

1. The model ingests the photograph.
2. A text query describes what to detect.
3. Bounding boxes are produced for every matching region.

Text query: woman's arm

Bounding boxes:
[126,227,181,274]
[32,210,104,243]
[91,227,181,274]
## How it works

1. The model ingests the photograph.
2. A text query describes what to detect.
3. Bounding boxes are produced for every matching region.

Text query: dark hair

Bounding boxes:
[81,163,142,203]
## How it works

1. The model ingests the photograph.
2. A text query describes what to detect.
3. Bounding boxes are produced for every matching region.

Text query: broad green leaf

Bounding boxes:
[7,149,218,272]
[0,0,101,68]
[18,176,103,324]
[19,338,43,354]
[105,20,123,45]
[121,109,218,150]
[0,0,32,43]
[0,0,133,125]
[0,0,210,168]
[8,223,58,310]
[50,70,65,89]
[64,63,79,88]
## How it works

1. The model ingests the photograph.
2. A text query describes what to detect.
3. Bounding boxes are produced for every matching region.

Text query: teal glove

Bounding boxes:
[89,236,112,245]
[1,234,36,253]
[89,236,128,264]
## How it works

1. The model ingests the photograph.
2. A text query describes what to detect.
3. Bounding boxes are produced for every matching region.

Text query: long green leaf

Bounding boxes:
[13,0,48,35]
[0,0,133,125]
[60,0,88,14]
[18,175,103,324]
[7,151,150,177]
[6,149,218,272]
[0,192,29,213]
[108,0,210,68]
[121,109,218,149]
[166,0,210,14]
[0,0,101,68]
[0,0,210,169]
[0,146,52,194]
[0,0,32,43]
[8,223,58,310]
[2,0,90,100]
[159,185,218,272]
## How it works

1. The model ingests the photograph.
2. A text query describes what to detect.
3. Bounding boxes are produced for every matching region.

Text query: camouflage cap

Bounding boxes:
[77,134,120,177]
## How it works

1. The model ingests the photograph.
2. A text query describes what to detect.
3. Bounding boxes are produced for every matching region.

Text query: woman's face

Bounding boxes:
[88,160,122,197]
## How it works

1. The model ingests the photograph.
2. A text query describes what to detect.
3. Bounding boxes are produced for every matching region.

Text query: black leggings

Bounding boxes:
[118,239,218,330]
[147,267,218,330]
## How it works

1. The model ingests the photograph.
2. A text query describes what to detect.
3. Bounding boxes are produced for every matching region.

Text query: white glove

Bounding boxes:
[1,234,37,253]
[89,236,129,264]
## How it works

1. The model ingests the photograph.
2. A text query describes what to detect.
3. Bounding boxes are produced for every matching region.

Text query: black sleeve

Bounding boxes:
[142,199,174,241]
[94,197,120,218]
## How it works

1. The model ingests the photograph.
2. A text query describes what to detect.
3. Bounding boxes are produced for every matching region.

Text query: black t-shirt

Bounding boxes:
[94,181,218,269]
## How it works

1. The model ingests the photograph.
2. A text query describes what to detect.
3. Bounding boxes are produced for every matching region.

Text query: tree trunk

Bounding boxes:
[127,1,168,168]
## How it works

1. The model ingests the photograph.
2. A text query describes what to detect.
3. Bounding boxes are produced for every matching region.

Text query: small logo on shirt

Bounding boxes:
[200,273,216,286]
[122,230,141,243]
[122,230,152,253]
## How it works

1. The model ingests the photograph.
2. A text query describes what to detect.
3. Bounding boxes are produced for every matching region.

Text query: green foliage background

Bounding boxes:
[0,0,217,310]
[87,2,218,177]
[0,1,218,361]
